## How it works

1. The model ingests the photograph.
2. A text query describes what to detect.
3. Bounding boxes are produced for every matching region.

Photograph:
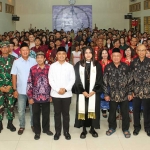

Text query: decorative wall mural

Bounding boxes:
[52,5,92,32]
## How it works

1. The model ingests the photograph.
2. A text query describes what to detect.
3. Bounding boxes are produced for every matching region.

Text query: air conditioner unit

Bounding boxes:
[12,15,20,21]
[124,15,132,19]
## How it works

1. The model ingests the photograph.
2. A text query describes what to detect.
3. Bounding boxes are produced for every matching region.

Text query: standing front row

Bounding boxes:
[0,42,150,140]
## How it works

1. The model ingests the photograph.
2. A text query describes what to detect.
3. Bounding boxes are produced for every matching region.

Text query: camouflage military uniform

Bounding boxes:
[0,54,16,121]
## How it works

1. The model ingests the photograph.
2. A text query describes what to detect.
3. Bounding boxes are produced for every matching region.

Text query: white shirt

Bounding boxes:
[29,42,35,49]
[107,44,110,49]
[72,51,81,65]
[48,61,75,98]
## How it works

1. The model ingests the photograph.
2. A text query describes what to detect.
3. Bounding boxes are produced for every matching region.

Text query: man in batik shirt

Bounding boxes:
[103,48,133,138]
[27,51,53,140]
[130,44,150,137]
[0,42,16,133]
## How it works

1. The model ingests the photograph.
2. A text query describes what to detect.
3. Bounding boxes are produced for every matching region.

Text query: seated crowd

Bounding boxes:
[0,27,150,140]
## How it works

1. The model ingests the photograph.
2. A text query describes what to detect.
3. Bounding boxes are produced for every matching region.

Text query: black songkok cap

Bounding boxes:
[112,48,120,53]
[20,42,29,49]
[57,46,66,53]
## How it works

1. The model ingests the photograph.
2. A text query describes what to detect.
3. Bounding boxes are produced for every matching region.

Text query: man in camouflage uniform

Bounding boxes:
[0,41,16,132]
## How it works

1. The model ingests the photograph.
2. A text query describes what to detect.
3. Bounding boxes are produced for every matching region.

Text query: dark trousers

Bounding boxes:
[133,97,150,131]
[108,101,129,131]
[52,97,71,133]
[32,102,50,134]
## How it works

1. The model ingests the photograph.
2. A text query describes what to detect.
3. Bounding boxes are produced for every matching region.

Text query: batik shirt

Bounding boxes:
[103,62,132,102]
[27,64,50,103]
[0,55,15,87]
[130,57,150,99]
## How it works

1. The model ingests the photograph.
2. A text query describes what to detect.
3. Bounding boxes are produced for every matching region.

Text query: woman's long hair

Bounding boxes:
[80,46,96,67]
[48,40,55,50]
[105,38,113,49]
[124,46,134,58]
[41,35,48,45]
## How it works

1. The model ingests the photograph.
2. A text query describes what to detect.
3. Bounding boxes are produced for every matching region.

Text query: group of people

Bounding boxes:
[0,27,150,141]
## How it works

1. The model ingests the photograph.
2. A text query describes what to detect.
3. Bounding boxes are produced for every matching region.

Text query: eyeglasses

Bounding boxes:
[137,49,146,52]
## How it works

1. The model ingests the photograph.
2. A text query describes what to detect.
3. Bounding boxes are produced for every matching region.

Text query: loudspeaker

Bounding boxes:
[124,15,132,19]
[12,16,20,21]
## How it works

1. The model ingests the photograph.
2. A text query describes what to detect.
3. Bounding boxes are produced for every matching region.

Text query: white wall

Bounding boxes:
[129,0,150,33]
[0,0,15,34]
[15,0,129,32]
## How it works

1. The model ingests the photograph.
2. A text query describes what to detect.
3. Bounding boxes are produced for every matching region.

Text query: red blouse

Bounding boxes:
[94,46,103,60]
[121,57,132,66]
[94,47,99,60]
[68,41,72,47]
[46,49,52,64]
[99,60,111,73]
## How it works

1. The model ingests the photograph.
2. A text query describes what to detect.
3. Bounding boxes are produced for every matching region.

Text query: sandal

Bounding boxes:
[106,128,116,136]
[123,130,131,138]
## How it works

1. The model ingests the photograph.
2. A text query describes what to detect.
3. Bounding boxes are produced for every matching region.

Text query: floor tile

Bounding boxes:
[0,141,18,150]
[86,138,123,150]
[16,141,52,150]
[119,137,150,150]
[51,139,87,150]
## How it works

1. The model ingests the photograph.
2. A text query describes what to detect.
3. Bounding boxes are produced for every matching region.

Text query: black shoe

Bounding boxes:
[64,132,71,140]
[0,121,3,133]
[89,129,98,137]
[54,132,61,140]
[133,129,140,136]
[7,120,16,132]
[31,126,34,133]
[146,130,150,137]
[34,134,40,140]
[43,130,53,136]
[80,131,87,139]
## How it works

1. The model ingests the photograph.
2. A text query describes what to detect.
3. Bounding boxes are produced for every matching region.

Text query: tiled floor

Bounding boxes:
[1,94,150,150]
